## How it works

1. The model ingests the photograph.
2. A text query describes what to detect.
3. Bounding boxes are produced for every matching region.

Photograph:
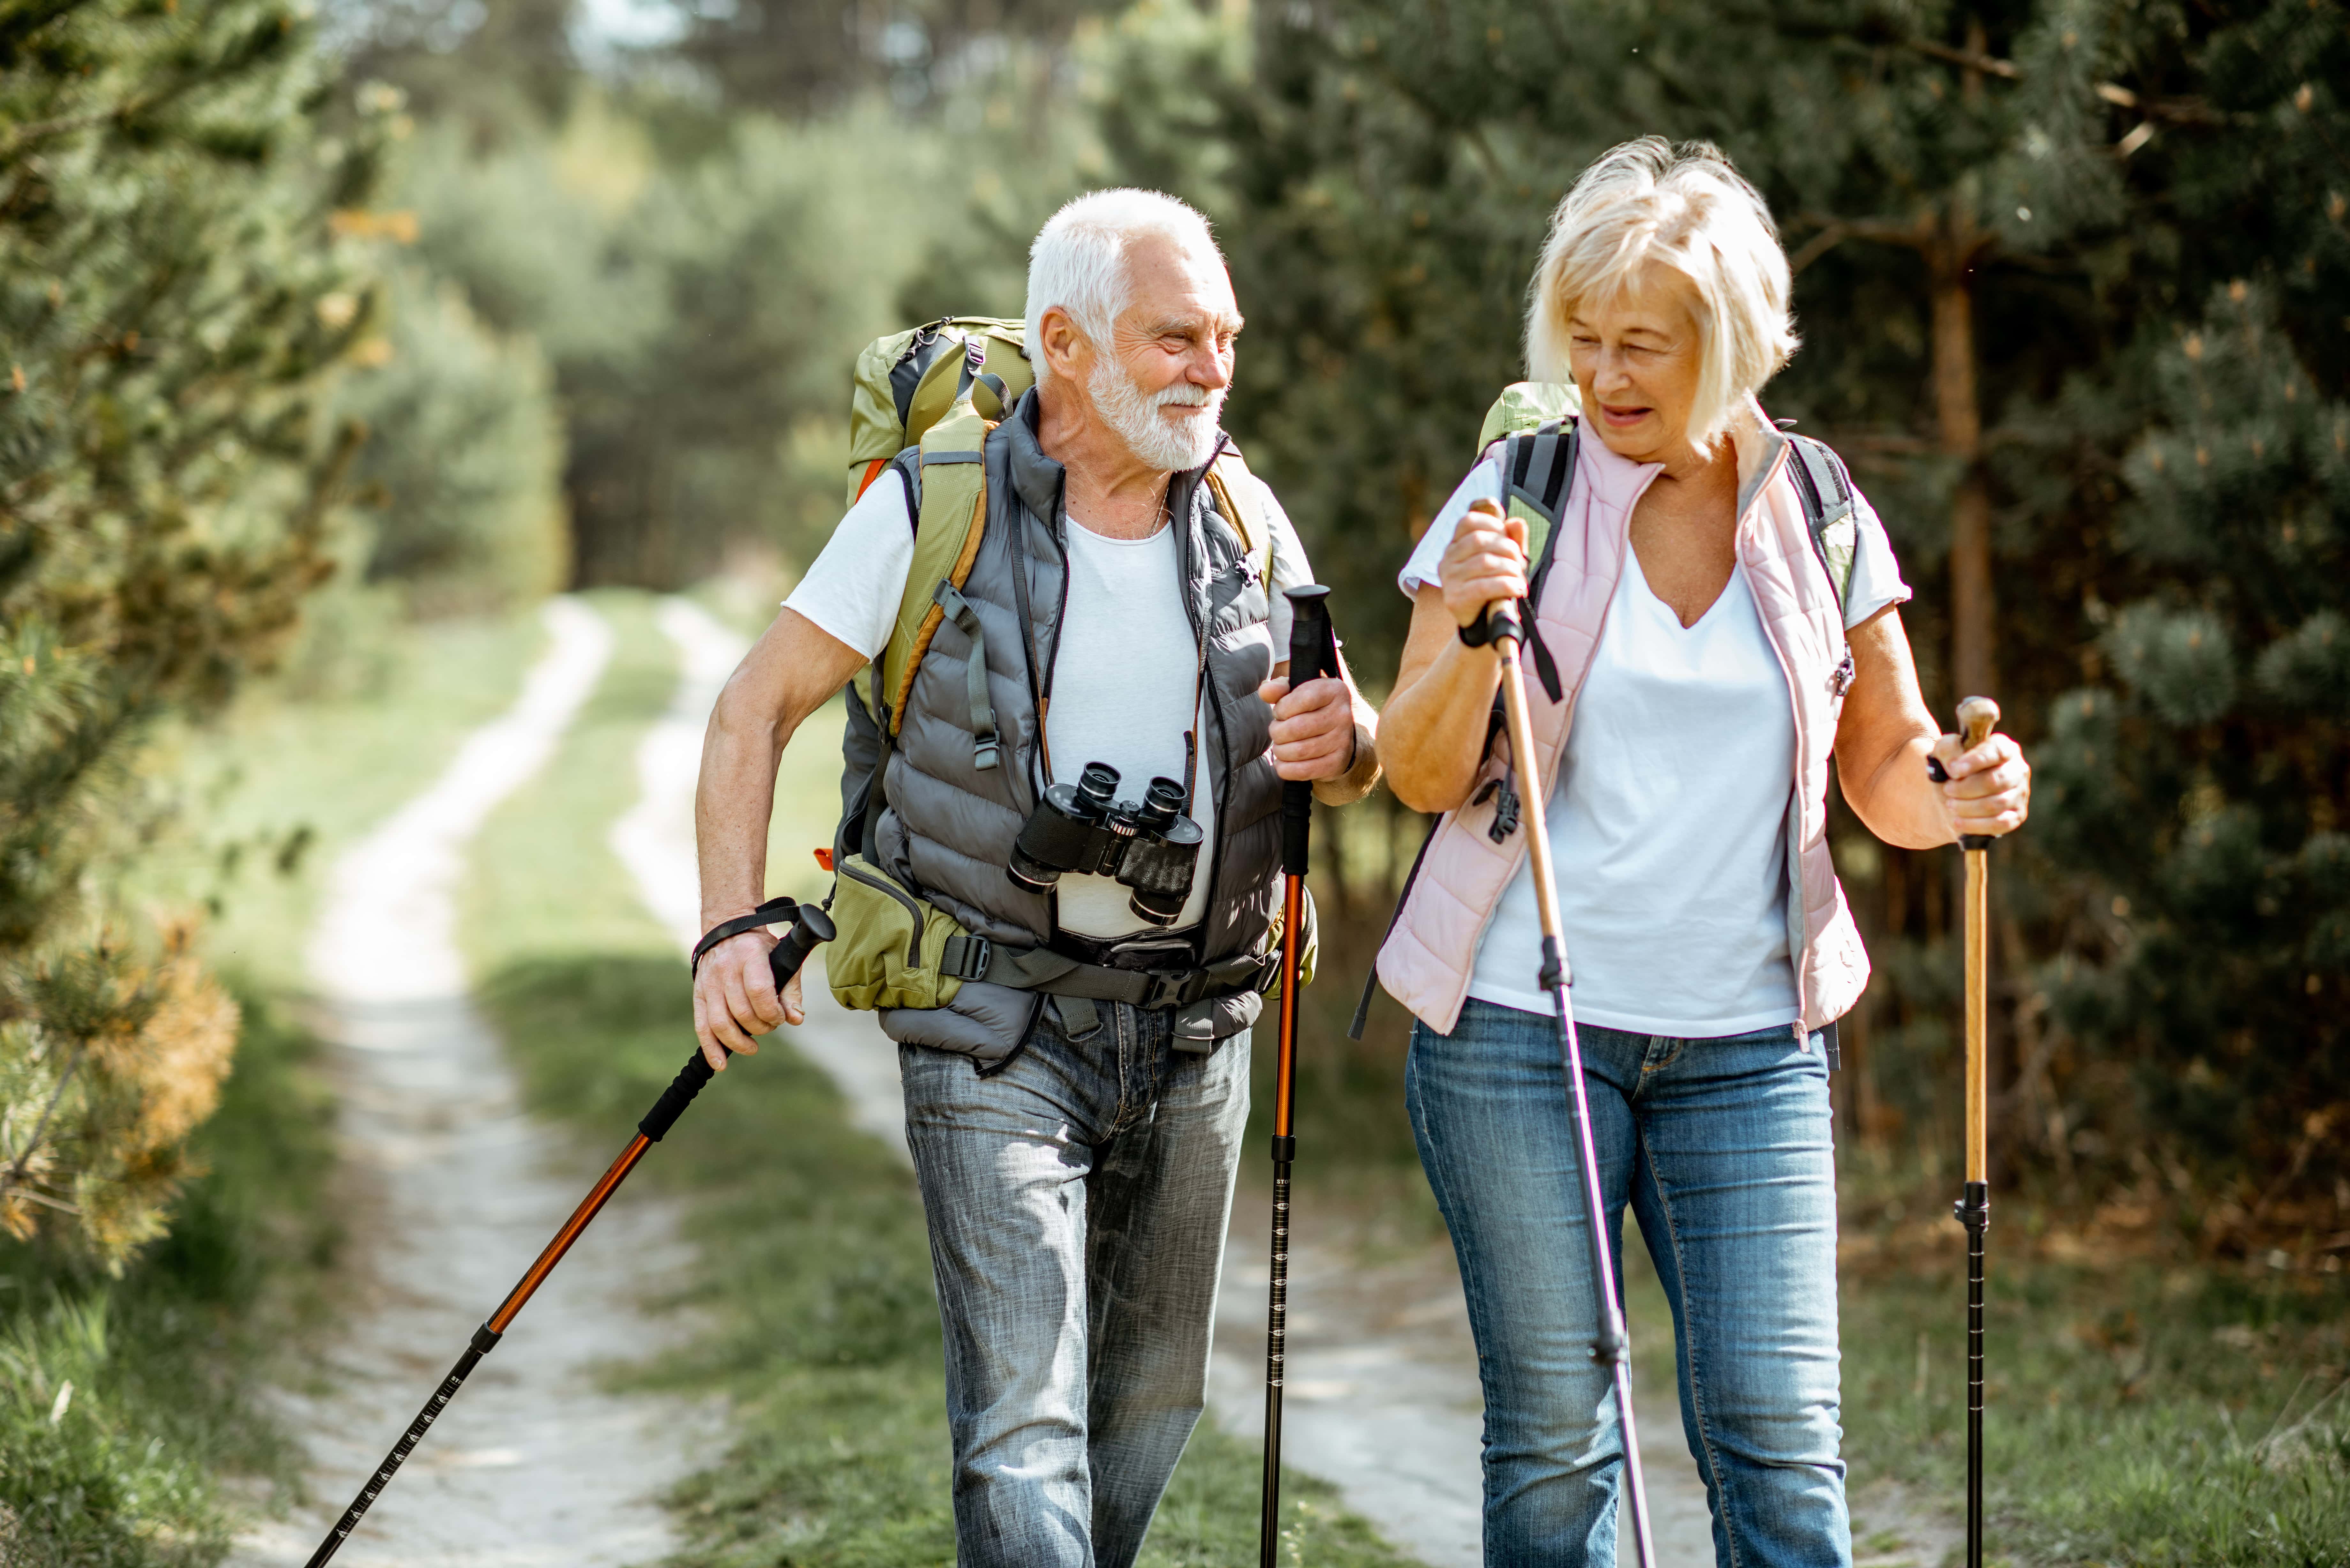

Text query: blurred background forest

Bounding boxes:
[4,0,2350,1559]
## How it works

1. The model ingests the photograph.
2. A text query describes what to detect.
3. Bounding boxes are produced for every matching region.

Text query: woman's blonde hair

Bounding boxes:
[1527,138,1798,445]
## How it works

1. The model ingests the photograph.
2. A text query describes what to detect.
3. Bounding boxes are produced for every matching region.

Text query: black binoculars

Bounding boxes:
[1007,761,1204,927]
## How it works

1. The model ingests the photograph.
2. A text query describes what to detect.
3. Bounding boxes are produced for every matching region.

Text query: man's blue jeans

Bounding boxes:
[900,999,1249,1568]
[1408,998,1850,1568]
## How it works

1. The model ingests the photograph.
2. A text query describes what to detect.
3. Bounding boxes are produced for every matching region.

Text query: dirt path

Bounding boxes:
[234,599,715,1568]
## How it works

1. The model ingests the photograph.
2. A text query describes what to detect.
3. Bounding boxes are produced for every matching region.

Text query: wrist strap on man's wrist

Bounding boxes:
[692,896,800,977]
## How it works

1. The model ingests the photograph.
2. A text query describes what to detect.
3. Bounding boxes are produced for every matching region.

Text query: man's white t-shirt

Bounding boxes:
[785,468,1315,940]
[1398,449,1910,1036]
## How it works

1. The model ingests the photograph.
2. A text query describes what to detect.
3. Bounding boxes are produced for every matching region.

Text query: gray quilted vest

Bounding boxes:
[837,390,1284,1066]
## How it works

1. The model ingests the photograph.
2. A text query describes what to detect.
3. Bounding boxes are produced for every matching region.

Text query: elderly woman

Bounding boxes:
[1372,139,2031,1566]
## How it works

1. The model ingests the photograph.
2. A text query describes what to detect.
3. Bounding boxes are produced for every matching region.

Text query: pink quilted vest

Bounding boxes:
[1375,400,1870,1037]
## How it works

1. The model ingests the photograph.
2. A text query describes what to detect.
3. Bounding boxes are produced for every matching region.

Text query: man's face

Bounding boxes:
[1089,233,1243,472]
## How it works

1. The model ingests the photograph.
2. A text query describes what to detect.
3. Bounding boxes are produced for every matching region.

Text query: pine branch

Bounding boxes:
[1,1035,86,1200]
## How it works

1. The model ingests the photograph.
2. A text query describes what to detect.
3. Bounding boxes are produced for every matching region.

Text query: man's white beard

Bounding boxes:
[1090,357,1224,473]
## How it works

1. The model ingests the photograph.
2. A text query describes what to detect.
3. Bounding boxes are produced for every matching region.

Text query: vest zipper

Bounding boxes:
[1732,441,1815,983]
[1178,449,1234,957]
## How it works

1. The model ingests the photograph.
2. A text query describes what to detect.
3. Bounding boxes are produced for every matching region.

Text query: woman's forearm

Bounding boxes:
[1834,606,1956,850]
[1378,593,1505,814]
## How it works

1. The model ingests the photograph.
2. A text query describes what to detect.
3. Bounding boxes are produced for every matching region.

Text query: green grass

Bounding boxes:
[0,989,341,1567]
[460,588,1422,1566]
[1830,1249,2350,1566]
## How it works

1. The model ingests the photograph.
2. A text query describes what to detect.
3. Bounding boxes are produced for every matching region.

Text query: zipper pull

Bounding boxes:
[1828,648,1856,698]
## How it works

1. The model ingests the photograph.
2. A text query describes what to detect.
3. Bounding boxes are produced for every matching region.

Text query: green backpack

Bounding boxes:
[822,316,1281,1016]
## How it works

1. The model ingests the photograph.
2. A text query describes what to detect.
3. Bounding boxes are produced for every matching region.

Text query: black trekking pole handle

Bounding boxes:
[302,902,834,1568]
[642,904,837,1141]
[1461,601,1523,650]
[1280,584,1335,877]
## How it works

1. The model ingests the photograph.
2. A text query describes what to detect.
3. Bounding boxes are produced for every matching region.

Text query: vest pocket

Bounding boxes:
[827,855,967,1012]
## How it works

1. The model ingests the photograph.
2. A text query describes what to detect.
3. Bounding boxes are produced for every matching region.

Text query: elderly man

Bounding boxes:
[689,188,1380,1566]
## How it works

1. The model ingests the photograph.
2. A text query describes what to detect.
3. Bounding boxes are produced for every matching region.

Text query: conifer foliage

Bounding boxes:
[1096,0,2350,1229]
[0,0,380,1263]
[2037,281,2350,1218]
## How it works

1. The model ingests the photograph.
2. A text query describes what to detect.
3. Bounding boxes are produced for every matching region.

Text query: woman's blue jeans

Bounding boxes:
[1408,998,1850,1568]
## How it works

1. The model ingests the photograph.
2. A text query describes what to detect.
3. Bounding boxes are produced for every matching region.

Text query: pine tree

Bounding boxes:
[1,0,385,1263]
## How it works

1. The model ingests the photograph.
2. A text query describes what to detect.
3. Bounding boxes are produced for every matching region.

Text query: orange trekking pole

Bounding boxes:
[1260,584,1335,1566]
[302,899,834,1568]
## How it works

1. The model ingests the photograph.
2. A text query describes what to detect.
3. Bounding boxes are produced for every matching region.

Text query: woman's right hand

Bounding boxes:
[1441,499,1530,631]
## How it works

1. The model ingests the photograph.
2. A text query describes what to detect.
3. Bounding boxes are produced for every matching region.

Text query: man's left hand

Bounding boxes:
[1256,673,1357,780]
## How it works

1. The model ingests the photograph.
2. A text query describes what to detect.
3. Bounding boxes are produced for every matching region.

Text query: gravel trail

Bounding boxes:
[234,598,713,1568]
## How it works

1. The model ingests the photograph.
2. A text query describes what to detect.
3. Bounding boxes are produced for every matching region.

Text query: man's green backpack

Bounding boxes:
[823,316,1280,1016]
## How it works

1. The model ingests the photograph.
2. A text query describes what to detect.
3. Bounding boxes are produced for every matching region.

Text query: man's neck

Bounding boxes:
[1035,377,1175,540]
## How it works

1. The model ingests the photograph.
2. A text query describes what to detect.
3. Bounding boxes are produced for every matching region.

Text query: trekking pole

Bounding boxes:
[1260,583,1336,1568]
[1929,695,2000,1568]
[302,901,836,1568]
[1468,501,1657,1568]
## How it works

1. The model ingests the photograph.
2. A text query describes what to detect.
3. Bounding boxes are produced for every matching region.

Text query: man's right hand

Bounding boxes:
[691,928,806,1072]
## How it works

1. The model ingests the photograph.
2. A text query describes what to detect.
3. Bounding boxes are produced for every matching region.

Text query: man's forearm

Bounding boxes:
[694,708,790,931]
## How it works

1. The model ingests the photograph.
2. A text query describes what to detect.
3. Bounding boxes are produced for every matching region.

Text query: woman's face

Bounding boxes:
[1565,264,1707,467]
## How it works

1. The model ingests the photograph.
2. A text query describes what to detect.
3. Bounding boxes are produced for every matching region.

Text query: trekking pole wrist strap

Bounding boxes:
[691,896,803,977]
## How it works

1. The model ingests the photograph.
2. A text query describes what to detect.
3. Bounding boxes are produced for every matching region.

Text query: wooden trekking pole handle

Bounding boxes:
[1958,695,2000,751]
[1953,697,1997,1187]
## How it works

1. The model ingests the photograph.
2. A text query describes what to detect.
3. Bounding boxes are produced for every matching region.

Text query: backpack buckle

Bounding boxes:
[944,934,993,982]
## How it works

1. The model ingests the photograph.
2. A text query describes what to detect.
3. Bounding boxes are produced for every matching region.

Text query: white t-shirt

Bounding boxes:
[1398,449,1909,1035]
[786,467,1315,939]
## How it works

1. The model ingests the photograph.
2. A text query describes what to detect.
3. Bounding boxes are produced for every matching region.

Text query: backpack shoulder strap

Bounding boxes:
[875,398,995,746]
[1783,433,1858,619]
[1491,416,1578,702]
[1203,443,1275,585]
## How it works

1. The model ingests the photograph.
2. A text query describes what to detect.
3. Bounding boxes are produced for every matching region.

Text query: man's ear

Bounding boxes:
[1038,306,1091,384]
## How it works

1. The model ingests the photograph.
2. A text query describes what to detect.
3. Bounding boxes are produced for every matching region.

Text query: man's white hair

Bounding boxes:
[1527,138,1799,444]
[1025,188,1221,386]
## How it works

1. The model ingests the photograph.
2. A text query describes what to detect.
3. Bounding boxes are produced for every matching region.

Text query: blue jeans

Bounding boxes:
[1408,998,1850,1568]
[899,1000,1249,1568]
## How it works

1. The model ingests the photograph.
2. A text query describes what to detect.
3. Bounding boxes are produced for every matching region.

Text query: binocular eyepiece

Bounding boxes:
[1008,762,1204,927]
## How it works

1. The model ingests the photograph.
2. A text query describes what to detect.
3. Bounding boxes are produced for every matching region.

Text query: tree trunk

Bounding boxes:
[1930,212,1995,707]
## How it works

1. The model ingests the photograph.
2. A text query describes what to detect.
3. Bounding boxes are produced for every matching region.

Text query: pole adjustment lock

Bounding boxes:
[1955,1180,1990,1233]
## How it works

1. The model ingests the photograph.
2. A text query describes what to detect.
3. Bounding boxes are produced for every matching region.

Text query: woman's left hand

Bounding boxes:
[1930,729,2031,841]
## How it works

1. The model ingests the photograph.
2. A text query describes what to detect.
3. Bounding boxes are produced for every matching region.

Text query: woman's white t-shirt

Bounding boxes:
[785,469,1315,939]
[1398,449,1909,1036]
